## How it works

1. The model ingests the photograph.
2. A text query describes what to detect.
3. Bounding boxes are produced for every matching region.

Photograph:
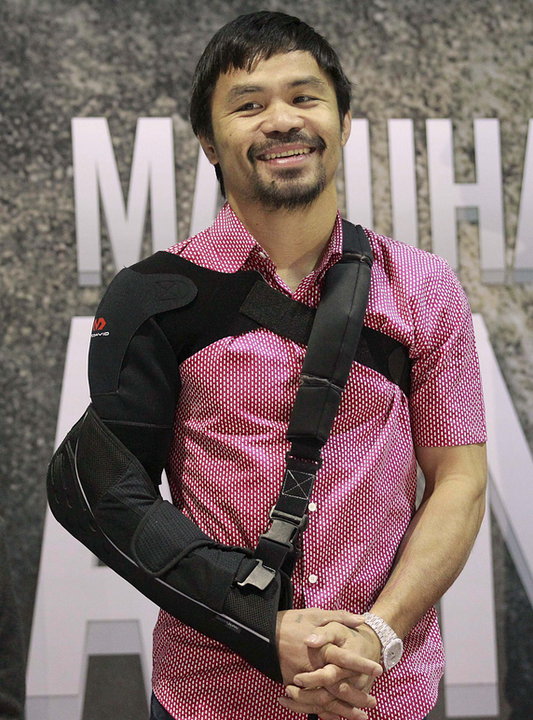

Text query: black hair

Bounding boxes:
[189,10,352,142]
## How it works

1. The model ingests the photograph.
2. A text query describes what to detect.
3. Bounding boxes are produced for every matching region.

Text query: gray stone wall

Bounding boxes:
[1,1,532,718]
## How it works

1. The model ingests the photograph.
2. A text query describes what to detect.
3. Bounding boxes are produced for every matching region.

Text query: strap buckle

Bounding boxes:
[236,559,277,590]
[266,507,308,544]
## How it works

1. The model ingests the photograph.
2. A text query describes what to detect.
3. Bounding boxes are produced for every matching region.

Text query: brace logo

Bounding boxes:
[91,317,109,337]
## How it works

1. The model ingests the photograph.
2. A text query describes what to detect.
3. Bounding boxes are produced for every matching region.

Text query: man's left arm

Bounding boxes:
[282,441,487,715]
[369,441,487,638]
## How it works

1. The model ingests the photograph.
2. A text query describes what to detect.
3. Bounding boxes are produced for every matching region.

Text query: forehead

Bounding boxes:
[212,50,335,102]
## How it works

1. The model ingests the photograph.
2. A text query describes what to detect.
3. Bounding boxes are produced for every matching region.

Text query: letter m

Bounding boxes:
[72,118,177,285]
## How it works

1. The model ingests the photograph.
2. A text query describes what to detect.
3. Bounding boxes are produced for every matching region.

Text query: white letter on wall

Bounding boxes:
[388,119,419,246]
[427,119,505,282]
[343,119,373,227]
[72,118,177,285]
[514,119,533,281]
[442,313,533,717]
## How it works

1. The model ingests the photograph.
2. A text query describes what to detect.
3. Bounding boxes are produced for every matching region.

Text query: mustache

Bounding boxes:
[248,132,326,162]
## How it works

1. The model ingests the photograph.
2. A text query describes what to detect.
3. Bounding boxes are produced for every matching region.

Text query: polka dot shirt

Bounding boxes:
[152,203,486,720]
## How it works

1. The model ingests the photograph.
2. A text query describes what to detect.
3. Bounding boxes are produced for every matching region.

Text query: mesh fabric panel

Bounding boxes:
[76,411,135,507]
[133,499,210,575]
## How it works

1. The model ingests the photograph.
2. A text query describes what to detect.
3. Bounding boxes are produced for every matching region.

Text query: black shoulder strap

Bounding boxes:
[287,220,372,456]
[238,221,373,590]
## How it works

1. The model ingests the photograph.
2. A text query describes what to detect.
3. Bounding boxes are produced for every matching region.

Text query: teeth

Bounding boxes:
[262,148,312,160]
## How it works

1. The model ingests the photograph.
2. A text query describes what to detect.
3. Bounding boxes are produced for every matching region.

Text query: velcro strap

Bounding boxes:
[240,285,411,396]
[286,379,343,443]
[240,281,314,346]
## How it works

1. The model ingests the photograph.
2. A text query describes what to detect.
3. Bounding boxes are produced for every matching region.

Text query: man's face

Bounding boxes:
[200,51,351,211]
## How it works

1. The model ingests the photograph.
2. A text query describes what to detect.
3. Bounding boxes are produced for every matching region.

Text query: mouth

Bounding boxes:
[257,147,315,161]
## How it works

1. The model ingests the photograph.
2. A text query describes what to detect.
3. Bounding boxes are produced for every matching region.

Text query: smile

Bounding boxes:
[259,148,314,161]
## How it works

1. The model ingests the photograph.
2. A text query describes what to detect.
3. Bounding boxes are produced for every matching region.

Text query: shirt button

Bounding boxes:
[258,250,268,259]
[308,574,318,584]
[308,502,317,512]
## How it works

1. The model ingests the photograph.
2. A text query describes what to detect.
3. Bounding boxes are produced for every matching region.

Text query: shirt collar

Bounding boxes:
[187,202,344,278]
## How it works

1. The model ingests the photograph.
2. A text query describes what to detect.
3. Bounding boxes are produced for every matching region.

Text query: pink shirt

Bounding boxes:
[152,203,486,720]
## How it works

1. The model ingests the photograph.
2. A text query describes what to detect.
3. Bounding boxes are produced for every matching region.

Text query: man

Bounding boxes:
[49,11,487,720]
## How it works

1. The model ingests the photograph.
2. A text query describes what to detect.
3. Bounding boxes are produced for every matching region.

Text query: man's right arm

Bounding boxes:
[48,262,372,694]
[48,262,291,680]
[49,260,378,703]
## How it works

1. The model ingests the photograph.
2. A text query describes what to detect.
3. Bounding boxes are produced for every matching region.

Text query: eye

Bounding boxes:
[237,101,262,112]
[293,95,317,104]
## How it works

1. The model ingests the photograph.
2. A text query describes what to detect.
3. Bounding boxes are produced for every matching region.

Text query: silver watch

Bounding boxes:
[363,612,403,671]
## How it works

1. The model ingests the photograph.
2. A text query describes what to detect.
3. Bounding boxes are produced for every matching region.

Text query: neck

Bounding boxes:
[227,187,338,290]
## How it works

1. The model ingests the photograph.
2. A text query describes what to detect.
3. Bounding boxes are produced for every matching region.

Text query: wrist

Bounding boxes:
[356,622,382,663]
[363,612,404,671]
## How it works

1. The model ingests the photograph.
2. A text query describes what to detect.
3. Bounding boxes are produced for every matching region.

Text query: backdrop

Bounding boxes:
[1,1,532,719]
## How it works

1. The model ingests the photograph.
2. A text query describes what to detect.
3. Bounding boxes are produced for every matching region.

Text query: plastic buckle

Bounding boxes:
[236,559,277,590]
[254,509,308,553]
[269,507,308,535]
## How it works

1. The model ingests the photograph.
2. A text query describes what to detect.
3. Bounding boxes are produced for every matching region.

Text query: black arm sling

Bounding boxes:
[47,220,373,683]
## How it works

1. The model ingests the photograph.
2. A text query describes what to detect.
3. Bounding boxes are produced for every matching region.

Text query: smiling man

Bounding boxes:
[48,11,488,720]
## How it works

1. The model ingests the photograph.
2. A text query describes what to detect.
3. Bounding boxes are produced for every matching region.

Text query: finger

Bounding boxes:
[328,681,377,709]
[293,663,352,688]
[294,664,376,692]
[286,683,376,709]
[316,611,365,629]
[278,691,370,720]
[305,620,369,652]
[305,621,360,647]
[278,698,368,720]
[322,644,382,678]
[279,696,336,717]
[285,682,376,710]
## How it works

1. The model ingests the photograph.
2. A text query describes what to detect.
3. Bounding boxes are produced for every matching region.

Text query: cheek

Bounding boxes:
[218,130,245,159]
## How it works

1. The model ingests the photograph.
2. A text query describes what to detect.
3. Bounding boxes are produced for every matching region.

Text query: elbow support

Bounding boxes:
[47,405,289,681]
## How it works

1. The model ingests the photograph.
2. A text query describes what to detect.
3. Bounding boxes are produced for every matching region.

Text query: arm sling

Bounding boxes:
[47,221,375,682]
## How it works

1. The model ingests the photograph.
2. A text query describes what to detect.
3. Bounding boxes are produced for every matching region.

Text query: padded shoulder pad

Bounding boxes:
[89,262,197,395]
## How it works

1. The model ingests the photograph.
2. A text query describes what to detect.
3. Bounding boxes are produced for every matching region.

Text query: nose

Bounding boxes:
[260,101,305,135]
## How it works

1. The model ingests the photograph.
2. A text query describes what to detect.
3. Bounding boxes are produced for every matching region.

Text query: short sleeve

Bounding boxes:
[408,260,487,447]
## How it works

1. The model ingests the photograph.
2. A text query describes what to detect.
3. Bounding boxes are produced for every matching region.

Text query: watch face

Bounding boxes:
[383,637,404,671]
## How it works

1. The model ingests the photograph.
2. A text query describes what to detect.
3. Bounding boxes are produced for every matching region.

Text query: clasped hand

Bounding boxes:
[276,608,382,720]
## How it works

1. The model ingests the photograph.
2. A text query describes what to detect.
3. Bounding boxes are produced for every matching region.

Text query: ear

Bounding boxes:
[199,135,219,165]
[340,111,352,146]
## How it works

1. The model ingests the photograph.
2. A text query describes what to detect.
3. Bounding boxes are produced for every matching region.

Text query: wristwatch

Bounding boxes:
[363,612,404,671]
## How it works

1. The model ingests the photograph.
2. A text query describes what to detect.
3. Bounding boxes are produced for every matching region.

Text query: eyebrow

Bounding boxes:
[226,76,328,103]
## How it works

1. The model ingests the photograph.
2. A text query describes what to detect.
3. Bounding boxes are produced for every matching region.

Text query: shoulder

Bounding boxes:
[364,227,452,289]
[359,227,473,346]
[363,227,467,314]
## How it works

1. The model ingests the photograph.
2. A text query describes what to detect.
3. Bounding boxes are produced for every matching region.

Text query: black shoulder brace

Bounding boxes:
[47,247,411,682]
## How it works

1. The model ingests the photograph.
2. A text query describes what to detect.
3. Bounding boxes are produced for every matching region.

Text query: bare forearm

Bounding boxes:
[371,444,487,638]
